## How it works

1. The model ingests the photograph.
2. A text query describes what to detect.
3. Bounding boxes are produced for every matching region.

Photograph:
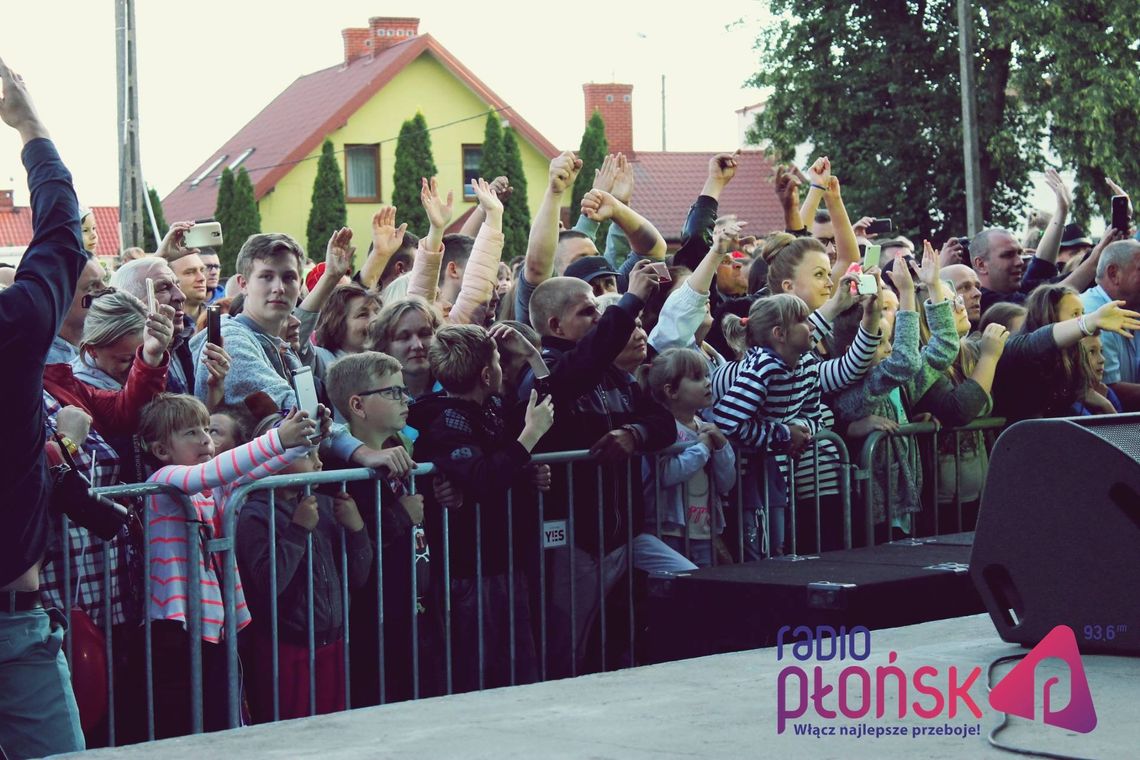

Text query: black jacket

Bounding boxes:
[518,293,676,553]
[236,492,372,644]
[409,394,533,578]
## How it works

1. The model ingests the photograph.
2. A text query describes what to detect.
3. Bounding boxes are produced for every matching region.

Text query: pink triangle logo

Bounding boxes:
[989,625,1097,733]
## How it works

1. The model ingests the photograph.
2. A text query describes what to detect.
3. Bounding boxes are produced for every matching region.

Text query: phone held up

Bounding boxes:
[1112,196,1132,233]
[206,305,222,347]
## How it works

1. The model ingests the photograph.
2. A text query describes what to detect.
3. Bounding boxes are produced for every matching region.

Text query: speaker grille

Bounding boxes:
[1075,415,1140,463]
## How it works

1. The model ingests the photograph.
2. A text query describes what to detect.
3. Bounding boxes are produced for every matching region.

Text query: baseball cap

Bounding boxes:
[564,256,619,283]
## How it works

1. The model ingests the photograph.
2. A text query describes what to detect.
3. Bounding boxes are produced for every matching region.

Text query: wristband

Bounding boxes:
[1077,315,1096,337]
[810,183,827,192]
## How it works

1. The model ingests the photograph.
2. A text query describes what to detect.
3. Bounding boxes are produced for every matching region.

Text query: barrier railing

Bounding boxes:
[71,419,1000,745]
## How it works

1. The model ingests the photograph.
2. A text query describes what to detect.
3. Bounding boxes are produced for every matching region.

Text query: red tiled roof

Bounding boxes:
[163,34,559,222]
[627,151,784,241]
[0,205,120,256]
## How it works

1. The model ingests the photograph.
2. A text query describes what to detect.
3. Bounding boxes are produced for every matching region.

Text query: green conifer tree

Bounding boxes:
[501,128,531,263]
[226,167,262,271]
[570,111,608,229]
[392,112,439,238]
[213,167,237,270]
[479,113,506,184]
[306,139,347,261]
[143,187,168,252]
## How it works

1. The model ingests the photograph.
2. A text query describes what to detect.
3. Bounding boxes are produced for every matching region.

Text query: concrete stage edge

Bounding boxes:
[69,615,1137,759]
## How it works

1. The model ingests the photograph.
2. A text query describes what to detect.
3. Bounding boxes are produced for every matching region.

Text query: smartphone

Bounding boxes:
[648,261,672,282]
[292,367,320,420]
[866,218,892,236]
[183,221,223,249]
[1112,195,1131,232]
[206,305,222,347]
[145,278,156,313]
[863,244,882,269]
[857,274,878,295]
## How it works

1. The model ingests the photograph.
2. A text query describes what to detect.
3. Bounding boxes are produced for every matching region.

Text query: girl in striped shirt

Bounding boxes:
[138,393,318,736]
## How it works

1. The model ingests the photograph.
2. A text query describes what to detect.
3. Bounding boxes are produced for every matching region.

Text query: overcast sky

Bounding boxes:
[0,0,771,207]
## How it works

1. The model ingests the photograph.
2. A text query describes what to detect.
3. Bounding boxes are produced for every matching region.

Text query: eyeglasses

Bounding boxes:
[357,386,412,402]
[204,264,222,272]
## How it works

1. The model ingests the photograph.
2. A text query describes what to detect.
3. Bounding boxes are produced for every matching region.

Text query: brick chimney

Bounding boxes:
[342,28,372,64]
[0,190,12,211]
[583,83,634,156]
[368,17,419,52]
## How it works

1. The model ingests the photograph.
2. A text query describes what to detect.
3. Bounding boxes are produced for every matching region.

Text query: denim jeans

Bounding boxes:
[0,607,85,759]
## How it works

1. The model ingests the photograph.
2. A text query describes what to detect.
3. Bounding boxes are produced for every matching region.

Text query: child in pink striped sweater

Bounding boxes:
[138,392,318,737]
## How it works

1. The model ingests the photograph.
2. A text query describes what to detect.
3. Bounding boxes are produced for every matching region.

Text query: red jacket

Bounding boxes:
[44,348,169,437]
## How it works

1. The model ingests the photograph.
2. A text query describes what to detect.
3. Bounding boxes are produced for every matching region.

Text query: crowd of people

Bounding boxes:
[3,55,1140,759]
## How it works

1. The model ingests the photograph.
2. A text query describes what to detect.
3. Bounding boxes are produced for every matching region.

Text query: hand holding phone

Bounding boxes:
[1112,196,1132,233]
[292,368,320,443]
[648,261,671,283]
[206,305,222,348]
[866,218,893,236]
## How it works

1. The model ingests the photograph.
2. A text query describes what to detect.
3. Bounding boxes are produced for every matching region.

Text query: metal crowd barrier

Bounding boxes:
[70,421,1000,745]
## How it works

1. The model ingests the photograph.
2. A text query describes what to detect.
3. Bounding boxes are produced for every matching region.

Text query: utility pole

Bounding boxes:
[661,74,666,151]
[958,0,983,235]
[116,0,147,250]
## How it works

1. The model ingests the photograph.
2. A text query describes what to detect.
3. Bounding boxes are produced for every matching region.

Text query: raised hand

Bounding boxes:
[0,58,47,140]
[708,150,741,186]
[592,154,618,194]
[712,219,746,255]
[1089,300,1140,338]
[202,342,232,388]
[773,165,802,210]
[823,175,843,203]
[1044,168,1071,213]
[548,151,583,195]
[626,258,662,301]
[580,188,619,223]
[806,156,831,189]
[325,227,355,280]
[471,177,504,220]
[370,206,407,259]
[489,175,513,203]
[611,153,635,204]
[917,240,942,298]
[1106,176,1128,198]
[939,237,967,267]
[157,221,196,258]
[142,303,175,366]
[420,176,455,230]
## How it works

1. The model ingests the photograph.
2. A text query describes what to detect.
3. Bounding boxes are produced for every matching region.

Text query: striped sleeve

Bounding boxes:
[711,355,788,450]
[808,310,833,345]
[153,428,297,494]
[818,324,879,393]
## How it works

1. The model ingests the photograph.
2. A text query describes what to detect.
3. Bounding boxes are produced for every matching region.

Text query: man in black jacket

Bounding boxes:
[0,57,89,758]
[518,262,674,678]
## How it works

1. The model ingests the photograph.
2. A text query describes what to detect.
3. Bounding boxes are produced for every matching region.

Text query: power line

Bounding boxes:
[179,105,514,191]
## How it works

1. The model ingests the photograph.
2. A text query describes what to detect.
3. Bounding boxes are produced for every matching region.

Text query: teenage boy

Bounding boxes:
[408,325,555,692]
[518,261,675,678]
[324,351,433,704]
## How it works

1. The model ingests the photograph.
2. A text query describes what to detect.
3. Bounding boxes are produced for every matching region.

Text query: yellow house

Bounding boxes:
[163,16,558,264]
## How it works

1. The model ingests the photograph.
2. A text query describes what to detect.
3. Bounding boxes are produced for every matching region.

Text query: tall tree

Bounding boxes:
[570,111,608,228]
[142,186,168,252]
[213,167,237,269]
[392,112,439,238]
[1002,1,1140,225]
[748,1,1038,242]
[501,128,531,262]
[479,113,506,185]
[306,139,347,260]
[227,167,262,269]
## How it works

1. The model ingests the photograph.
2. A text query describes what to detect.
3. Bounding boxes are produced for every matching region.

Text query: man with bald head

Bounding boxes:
[943,264,983,327]
[110,256,193,393]
[1080,239,1140,410]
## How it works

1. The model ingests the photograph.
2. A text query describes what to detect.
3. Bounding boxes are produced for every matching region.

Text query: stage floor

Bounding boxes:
[70,614,1137,759]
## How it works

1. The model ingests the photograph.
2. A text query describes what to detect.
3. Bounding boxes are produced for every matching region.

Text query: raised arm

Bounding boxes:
[797,157,830,233]
[580,189,666,260]
[300,227,354,313]
[458,175,511,238]
[1034,169,1069,267]
[824,176,860,286]
[358,206,407,290]
[449,178,505,325]
[406,176,453,302]
[774,165,804,234]
[523,151,582,286]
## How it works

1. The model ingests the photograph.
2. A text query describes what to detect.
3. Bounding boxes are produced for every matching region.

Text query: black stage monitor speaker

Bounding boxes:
[971,414,1140,654]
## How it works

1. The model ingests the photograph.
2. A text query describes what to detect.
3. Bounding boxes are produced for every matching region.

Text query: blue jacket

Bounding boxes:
[0,139,87,586]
